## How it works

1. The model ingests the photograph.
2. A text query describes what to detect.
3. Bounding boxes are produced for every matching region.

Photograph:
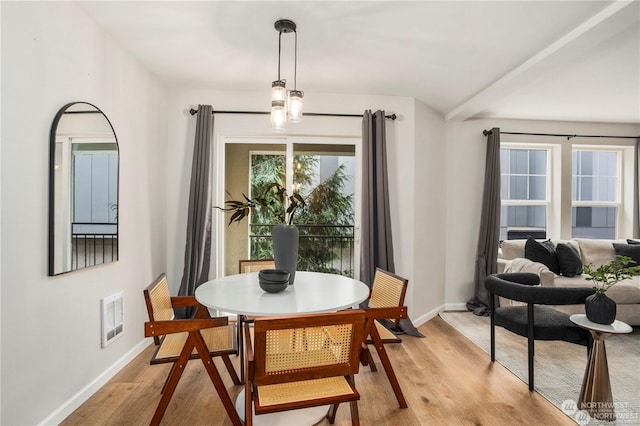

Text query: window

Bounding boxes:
[500,140,634,241]
[218,136,360,277]
[500,148,549,240]
[571,150,619,239]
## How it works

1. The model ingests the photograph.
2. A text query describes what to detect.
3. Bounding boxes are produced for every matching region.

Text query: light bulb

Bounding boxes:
[287,90,303,122]
[272,80,286,102]
[270,100,286,131]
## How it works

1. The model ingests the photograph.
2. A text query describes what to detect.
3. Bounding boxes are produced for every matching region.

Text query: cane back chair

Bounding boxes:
[143,273,241,425]
[361,268,409,408]
[244,310,367,425]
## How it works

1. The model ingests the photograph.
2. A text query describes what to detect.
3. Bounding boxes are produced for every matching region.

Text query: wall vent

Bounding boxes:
[101,291,124,348]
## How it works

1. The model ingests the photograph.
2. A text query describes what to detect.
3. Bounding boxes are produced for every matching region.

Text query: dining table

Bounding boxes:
[195,270,370,425]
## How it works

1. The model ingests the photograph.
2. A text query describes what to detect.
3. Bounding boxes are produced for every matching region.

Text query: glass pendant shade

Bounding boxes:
[272,80,286,102]
[270,100,286,131]
[287,90,304,122]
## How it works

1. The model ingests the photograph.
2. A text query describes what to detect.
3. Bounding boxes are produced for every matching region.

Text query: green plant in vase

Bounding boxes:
[216,181,305,226]
[215,181,305,285]
[582,255,640,324]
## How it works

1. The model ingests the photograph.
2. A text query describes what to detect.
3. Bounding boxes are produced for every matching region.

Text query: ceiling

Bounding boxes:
[76,1,640,124]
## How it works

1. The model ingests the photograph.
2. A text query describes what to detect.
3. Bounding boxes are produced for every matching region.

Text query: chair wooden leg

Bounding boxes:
[221,354,241,385]
[350,400,360,426]
[238,315,245,382]
[191,331,243,426]
[150,338,194,426]
[346,374,359,425]
[368,353,378,372]
[326,403,339,424]
[360,344,378,371]
[370,327,407,408]
[160,362,177,394]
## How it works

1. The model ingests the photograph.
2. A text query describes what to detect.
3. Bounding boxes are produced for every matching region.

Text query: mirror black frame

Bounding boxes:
[48,102,119,276]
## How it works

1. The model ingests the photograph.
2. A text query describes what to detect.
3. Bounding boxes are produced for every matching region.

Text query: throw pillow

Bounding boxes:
[556,243,583,277]
[524,237,560,274]
[504,258,555,287]
[613,243,640,266]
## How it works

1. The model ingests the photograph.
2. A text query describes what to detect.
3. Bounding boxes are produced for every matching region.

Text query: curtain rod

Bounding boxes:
[482,129,639,140]
[189,108,397,120]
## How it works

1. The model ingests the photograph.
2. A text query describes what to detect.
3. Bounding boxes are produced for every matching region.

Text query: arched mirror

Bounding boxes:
[48,102,119,276]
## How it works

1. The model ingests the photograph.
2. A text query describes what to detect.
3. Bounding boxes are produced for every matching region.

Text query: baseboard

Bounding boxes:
[412,304,445,327]
[39,338,151,425]
[411,303,470,327]
[443,302,469,312]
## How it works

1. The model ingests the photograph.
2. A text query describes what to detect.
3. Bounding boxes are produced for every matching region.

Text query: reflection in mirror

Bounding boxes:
[49,102,119,276]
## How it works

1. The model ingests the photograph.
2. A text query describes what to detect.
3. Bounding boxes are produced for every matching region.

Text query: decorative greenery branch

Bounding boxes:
[215,181,305,226]
[583,255,640,293]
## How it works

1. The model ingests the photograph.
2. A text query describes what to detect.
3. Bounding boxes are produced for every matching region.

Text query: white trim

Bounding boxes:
[443,303,469,312]
[39,339,151,426]
[411,304,447,327]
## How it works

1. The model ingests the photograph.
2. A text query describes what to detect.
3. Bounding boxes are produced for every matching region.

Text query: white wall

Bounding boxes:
[444,118,640,309]
[1,2,168,424]
[412,99,447,322]
[165,90,448,326]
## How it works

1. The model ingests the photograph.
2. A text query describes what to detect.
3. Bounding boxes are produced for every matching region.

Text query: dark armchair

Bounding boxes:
[486,273,595,391]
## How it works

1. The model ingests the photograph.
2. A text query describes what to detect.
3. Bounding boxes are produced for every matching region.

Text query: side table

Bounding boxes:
[570,314,632,421]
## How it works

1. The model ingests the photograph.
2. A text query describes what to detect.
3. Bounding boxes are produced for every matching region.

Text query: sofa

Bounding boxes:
[497,238,640,326]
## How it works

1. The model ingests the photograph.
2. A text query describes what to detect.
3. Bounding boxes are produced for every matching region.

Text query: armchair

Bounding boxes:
[486,272,594,391]
[143,273,241,425]
[244,310,366,425]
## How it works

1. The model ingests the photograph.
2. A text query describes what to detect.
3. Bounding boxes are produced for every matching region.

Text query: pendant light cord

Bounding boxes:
[278,31,282,81]
[294,30,298,91]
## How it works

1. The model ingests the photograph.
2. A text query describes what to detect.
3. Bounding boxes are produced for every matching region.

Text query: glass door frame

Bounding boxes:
[214,135,362,279]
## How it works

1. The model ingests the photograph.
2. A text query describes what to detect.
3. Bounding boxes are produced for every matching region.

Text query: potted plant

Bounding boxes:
[582,255,640,324]
[215,181,305,285]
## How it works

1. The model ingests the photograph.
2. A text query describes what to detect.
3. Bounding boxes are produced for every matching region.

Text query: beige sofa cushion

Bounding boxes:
[574,238,617,268]
[554,275,640,304]
[503,258,555,287]
[500,239,527,260]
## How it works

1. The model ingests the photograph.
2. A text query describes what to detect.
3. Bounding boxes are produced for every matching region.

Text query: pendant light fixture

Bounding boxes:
[271,19,303,131]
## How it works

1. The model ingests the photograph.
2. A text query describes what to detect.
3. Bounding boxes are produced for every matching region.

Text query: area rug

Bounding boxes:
[439,311,639,425]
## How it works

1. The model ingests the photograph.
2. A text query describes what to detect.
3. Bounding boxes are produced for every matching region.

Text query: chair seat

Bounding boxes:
[364,320,401,344]
[495,305,590,345]
[376,320,401,342]
[256,376,357,411]
[152,325,236,363]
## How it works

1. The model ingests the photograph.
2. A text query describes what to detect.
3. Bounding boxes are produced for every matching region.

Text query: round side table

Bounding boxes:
[570,314,632,421]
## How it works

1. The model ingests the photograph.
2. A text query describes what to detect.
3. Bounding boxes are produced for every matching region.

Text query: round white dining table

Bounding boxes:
[195,270,370,316]
[195,270,370,426]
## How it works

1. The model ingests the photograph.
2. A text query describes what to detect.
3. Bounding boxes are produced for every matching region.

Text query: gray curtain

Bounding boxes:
[177,104,214,318]
[360,110,423,337]
[467,128,501,315]
[635,138,639,238]
[360,110,395,284]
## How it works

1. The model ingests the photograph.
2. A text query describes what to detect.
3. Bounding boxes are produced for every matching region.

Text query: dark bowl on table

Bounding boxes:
[258,269,290,293]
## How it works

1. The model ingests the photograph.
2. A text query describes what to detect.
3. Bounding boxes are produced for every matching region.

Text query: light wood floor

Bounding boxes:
[61,315,574,425]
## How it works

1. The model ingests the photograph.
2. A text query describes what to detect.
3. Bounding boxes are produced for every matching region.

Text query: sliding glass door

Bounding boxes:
[219,137,360,278]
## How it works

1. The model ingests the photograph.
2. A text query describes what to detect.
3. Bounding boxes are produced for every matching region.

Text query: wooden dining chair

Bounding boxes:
[361,268,409,408]
[244,310,367,426]
[143,273,242,426]
[236,258,276,381]
[239,258,275,273]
